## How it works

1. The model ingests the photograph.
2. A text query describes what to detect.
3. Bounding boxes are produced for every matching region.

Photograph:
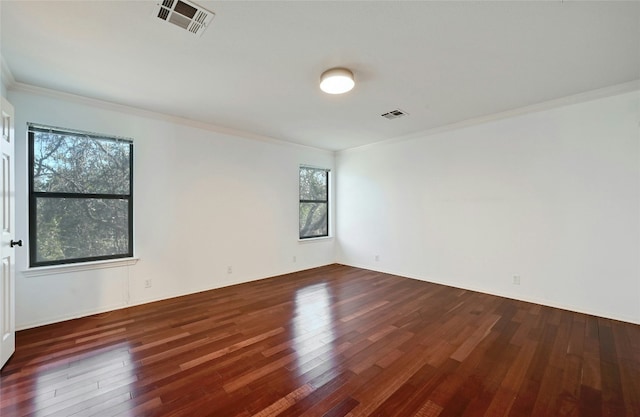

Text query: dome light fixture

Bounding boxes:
[320,68,355,94]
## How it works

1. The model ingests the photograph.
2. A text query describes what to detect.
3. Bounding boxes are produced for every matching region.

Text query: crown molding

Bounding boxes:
[8,81,335,156]
[0,55,17,90]
[339,80,640,154]
[9,76,637,157]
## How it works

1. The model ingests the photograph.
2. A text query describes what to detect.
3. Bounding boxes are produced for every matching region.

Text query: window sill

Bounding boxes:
[22,257,139,277]
[298,236,333,243]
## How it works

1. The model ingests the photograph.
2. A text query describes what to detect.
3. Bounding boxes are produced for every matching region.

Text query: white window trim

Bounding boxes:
[22,257,139,277]
[298,236,333,243]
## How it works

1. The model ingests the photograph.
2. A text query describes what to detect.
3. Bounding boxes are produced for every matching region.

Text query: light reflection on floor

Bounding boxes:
[292,283,336,375]
[32,343,136,416]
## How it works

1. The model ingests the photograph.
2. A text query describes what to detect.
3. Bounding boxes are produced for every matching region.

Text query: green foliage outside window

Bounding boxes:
[299,167,329,239]
[29,125,133,266]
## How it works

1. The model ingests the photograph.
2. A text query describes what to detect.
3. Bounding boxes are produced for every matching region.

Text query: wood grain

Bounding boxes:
[1,264,638,417]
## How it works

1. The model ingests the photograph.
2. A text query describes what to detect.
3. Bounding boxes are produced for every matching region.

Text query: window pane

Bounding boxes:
[299,168,327,201]
[299,202,328,238]
[35,197,130,263]
[32,132,131,194]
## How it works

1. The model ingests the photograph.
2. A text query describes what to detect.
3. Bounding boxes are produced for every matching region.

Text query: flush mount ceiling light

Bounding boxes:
[320,68,355,94]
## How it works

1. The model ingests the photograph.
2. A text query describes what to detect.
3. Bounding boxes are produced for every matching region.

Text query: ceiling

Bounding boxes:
[1,1,639,151]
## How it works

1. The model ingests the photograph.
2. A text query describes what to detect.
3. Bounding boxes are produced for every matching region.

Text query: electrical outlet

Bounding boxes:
[292,256,297,263]
[227,266,233,274]
[375,255,380,262]
[512,275,521,285]
[144,279,152,288]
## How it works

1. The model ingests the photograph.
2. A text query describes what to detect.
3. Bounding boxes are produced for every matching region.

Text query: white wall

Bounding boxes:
[9,87,335,329]
[8,84,640,328]
[336,90,640,324]
[0,1,6,98]
[1,58,8,98]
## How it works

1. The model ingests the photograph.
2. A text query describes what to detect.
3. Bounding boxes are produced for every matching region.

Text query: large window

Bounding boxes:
[28,124,133,267]
[299,166,329,239]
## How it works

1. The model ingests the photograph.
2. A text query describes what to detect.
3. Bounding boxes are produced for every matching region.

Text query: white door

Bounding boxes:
[0,96,16,370]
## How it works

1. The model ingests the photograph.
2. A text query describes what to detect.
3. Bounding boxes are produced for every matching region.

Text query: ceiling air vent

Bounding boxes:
[154,0,215,37]
[381,109,409,120]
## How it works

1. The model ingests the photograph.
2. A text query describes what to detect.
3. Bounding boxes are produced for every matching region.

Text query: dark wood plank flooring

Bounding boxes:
[1,264,638,416]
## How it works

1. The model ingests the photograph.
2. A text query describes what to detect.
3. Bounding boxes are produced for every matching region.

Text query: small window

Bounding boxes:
[28,124,133,267]
[299,166,329,239]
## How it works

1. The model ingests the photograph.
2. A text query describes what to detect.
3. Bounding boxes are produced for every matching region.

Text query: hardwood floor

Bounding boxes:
[1,264,638,417]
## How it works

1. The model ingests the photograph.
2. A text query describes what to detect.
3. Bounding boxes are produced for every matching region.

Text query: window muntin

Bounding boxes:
[299,166,329,239]
[28,124,133,267]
